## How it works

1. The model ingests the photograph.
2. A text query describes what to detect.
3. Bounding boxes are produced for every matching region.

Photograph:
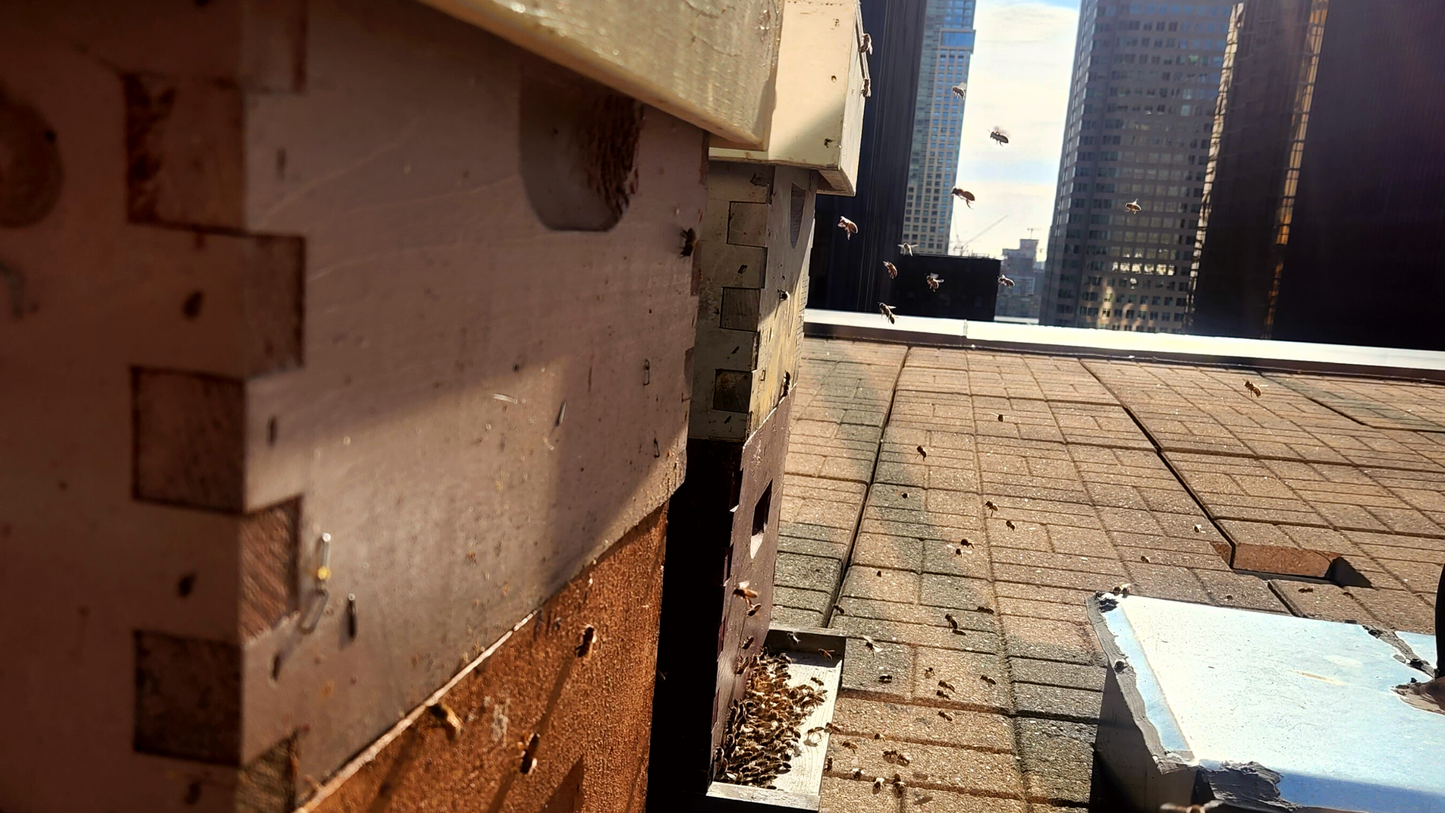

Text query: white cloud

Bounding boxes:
[950,0,1079,261]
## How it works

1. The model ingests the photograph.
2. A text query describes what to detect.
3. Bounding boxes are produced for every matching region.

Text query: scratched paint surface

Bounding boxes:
[1100,596,1445,812]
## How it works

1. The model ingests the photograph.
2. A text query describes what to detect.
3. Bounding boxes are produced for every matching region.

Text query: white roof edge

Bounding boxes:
[803,309,1445,382]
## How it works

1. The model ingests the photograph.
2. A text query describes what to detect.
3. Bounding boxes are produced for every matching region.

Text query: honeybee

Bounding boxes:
[951,188,975,208]
[979,674,997,686]
[1005,519,1017,530]
[1194,524,1204,533]
[926,273,943,291]
[1245,380,1262,397]
[810,676,825,686]
[428,702,463,739]
[884,260,898,279]
[951,83,967,99]
[938,679,956,691]
[860,32,873,55]
[833,603,847,616]
[862,635,878,651]
[878,302,897,323]
[873,777,885,793]
[917,445,928,459]
[878,674,893,684]
[1113,582,1133,596]
[976,604,995,615]
[838,216,858,239]
[959,538,973,547]
[944,613,960,631]
[997,413,1005,422]
[898,242,917,256]
[937,710,954,721]
[1125,200,1143,214]
[681,228,698,257]
[734,584,759,600]
[990,127,1009,145]
[998,274,1016,288]
[742,635,755,650]
[984,500,998,514]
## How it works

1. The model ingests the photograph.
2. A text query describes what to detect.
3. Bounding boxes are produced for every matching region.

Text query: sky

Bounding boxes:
[949,0,1080,262]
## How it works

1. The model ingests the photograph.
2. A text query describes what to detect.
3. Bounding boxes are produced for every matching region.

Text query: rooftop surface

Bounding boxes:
[774,335,1445,812]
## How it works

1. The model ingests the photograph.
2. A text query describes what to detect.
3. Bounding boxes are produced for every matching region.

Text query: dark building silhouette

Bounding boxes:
[891,255,1000,320]
[809,0,928,312]
[1191,0,1445,349]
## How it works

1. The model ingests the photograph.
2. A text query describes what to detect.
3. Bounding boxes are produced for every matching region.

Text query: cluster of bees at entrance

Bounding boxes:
[836,96,1149,325]
[716,653,829,787]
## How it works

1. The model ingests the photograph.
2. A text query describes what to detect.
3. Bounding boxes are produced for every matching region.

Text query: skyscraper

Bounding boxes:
[901,0,978,255]
[1040,0,1236,333]
[1190,0,1445,350]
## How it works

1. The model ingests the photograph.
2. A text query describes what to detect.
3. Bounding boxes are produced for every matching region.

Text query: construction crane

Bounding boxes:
[955,215,1008,255]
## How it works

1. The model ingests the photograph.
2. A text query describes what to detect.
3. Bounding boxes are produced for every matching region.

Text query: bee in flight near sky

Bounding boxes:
[1125,199,1143,214]
[990,127,1009,145]
[883,260,898,279]
[926,273,943,292]
[878,302,897,323]
[838,215,858,239]
[951,188,975,208]
[898,242,916,256]
[998,274,1015,288]
[951,83,967,99]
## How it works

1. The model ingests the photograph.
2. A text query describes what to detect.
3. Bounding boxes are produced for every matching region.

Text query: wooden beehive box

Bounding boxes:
[709,0,868,195]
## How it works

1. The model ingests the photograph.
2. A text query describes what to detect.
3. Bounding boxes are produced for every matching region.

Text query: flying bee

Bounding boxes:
[819,649,835,660]
[1194,523,1204,533]
[951,188,976,208]
[998,274,1016,288]
[984,500,998,514]
[788,631,801,644]
[898,242,917,256]
[884,260,899,279]
[746,600,762,616]
[862,635,877,651]
[951,83,967,99]
[926,273,943,291]
[997,413,1005,422]
[1245,380,1262,397]
[838,216,858,239]
[681,228,698,257]
[878,302,897,323]
[873,777,885,793]
[990,127,1010,145]
[734,584,759,600]
[1124,199,1143,214]
[852,768,864,779]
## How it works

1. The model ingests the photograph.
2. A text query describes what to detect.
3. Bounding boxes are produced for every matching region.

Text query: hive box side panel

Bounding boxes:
[304,507,668,813]
[414,0,784,146]
[237,0,706,789]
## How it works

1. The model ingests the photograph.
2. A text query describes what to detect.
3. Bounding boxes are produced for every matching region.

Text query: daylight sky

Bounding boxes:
[950,0,1080,262]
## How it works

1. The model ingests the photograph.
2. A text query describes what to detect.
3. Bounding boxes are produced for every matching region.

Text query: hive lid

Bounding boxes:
[1089,595,1444,813]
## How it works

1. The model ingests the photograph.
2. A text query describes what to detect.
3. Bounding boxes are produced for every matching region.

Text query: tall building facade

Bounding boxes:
[995,238,1043,319]
[1191,0,1445,350]
[1040,0,1236,332]
[902,0,977,255]
[810,0,929,311]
